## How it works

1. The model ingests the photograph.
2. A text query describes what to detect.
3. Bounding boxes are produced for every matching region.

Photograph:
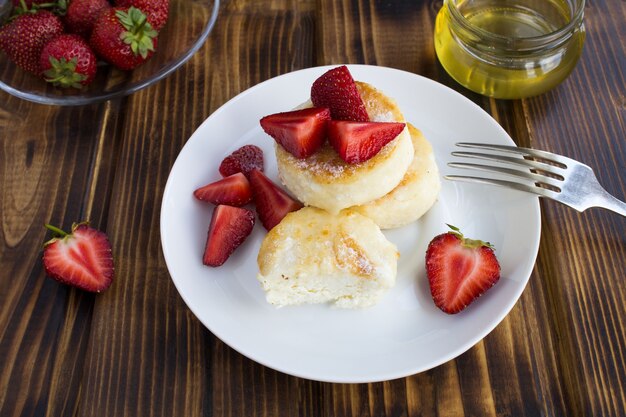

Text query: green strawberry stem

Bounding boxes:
[45,224,68,238]
[44,56,87,89]
[9,0,32,17]
[446,223,494,249]
[116,7,157,59]
[13,0,63,15]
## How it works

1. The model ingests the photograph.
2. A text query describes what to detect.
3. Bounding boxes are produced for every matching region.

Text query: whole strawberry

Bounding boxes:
[90,6,158,71]
[113,0,170,31]
[42,222,114,293]
[64,0,111,38]
[40,34,97,88]
[0,10,64,74]
[425,224,501,314]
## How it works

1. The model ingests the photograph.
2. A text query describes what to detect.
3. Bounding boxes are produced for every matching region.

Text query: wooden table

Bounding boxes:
[1,1,624,416]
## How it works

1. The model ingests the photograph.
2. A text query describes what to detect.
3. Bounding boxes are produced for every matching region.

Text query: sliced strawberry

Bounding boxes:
[203,205,255,267]
[425,225,501,314]
[327,120,405,164]
[249,169,302,230]
[194,172,252,206]
[42,223,114,293]
[260,107,331,159]
[310,65,369,122]
[219,144,264,178]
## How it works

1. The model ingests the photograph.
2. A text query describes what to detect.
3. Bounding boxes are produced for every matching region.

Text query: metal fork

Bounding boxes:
[446,142,626,217]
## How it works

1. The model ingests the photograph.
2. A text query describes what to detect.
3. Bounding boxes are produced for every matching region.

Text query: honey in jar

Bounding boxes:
[434,0,585,99]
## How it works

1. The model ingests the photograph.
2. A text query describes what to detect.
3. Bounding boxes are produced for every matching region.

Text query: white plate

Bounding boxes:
[160,65,541,383]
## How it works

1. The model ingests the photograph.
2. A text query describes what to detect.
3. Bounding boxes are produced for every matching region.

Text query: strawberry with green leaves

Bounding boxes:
[40,34,97,88]
[0,9,63,74]
[425,225,501,314]
[113,0,170,31]
[42,222,114,293]
[90,6,158,71]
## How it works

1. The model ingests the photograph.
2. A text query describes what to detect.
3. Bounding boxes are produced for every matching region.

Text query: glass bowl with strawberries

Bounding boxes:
[0,0,219,105]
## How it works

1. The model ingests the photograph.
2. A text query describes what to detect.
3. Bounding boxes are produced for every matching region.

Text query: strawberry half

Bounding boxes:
[42,223,114,293]
[260,107,331,159]
[218,145,264,178]
[327,120,406,164]
[249,169,302,230]
[193,172,252,206]
[203,205,255,267]
[425,225,501,314]
[310,65,369,122]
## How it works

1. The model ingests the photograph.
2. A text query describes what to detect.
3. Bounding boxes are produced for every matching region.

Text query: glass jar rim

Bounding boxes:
[445,0,585,51]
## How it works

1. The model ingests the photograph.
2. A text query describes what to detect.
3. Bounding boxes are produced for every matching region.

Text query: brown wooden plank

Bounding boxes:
[316,0,438,76]
[0,94,115,417]
[75,81,212,417]
[493,3,625,416]
[0,0,624,416]
[514,1,626,413]
[316,1,625,417]
[74,2,320,417]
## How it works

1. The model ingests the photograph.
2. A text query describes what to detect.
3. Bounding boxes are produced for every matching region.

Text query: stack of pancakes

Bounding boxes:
[257,81,441,308]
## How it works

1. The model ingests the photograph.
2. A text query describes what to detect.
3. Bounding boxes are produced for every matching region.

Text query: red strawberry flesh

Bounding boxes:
[42,223,114,293]
[310,65,369,122]
[249,169,302,231]
[203,205,255,267]
[260,107,331,159]
[327,120,405,164]
[219,145,264,178]
[425,226,501,314]
[194,172,253,206]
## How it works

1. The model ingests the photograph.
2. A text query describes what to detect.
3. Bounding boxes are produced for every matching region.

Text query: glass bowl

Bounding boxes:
[0,0,220,106]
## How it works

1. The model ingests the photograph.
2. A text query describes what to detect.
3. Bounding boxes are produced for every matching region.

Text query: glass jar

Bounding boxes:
[434,0,585,99]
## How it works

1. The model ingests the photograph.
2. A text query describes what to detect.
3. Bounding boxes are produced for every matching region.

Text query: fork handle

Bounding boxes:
[595,189,626,217]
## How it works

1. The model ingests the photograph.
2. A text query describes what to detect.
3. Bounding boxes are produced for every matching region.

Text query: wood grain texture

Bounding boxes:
[0,0,624,416]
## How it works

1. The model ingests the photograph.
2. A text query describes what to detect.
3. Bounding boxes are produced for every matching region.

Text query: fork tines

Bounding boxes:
[445,142,573,197]
[446,142,626,216]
